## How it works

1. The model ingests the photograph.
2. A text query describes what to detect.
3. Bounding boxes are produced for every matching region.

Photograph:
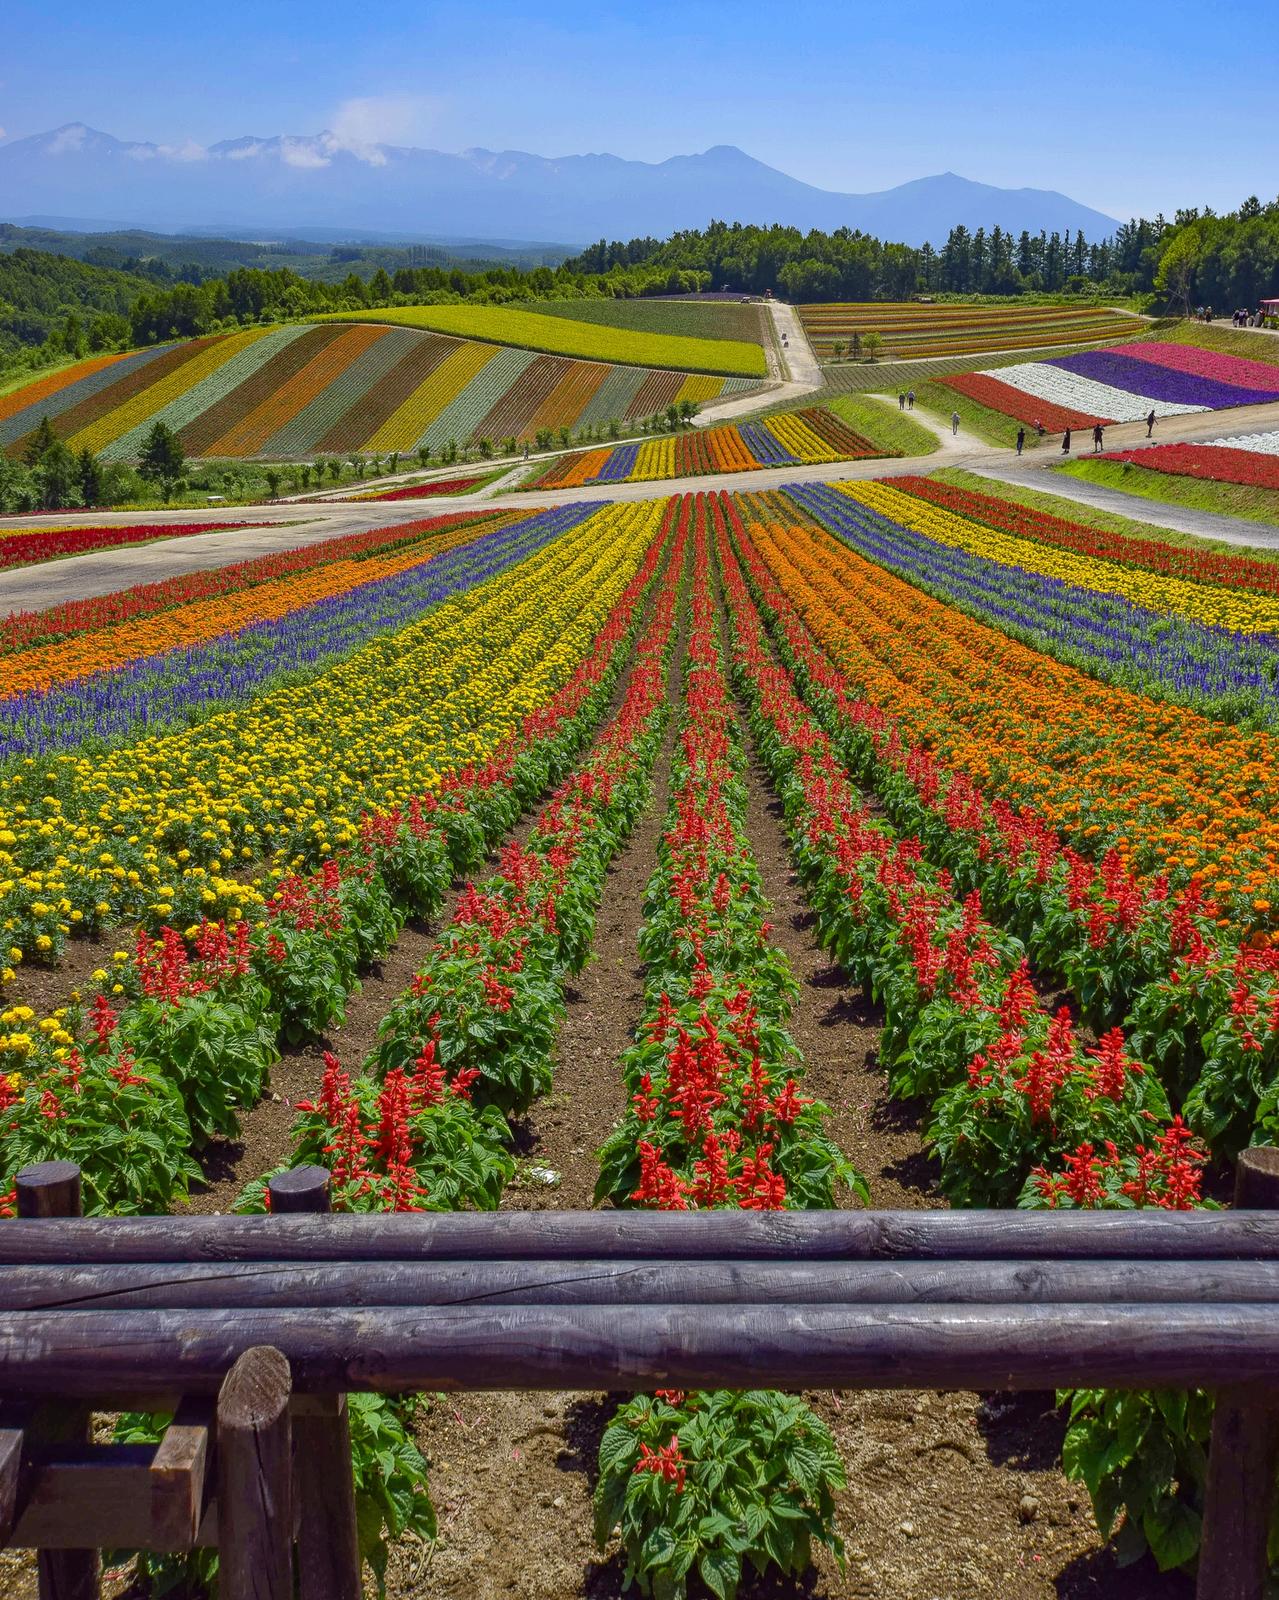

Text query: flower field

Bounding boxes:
[0,519,250,571]
[0,324,757,462]
[798,301,1142,360]
[5,458,1279,1592]
[941,339,1279,426]
[1100,429,1279,490]
[527,407,888,488]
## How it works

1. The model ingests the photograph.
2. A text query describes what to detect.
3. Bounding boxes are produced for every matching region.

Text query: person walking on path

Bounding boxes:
[898,392,906,410]
[1034,418,1046,439]
[1062,427,1072,454]
[951,410,961,436]
[1092,423,1105,452]
[907,390,916,410]
[1016,427,1026,456]
[1146,408,1156,438]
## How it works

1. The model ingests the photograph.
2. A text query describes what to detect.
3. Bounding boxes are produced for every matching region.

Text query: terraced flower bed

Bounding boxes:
[799,301,1142,360]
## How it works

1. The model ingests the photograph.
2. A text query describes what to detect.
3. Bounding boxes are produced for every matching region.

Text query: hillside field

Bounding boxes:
[320,302,767,377]
[800,300,1144,360]
[0,321,758,461]
[529,295,767,344]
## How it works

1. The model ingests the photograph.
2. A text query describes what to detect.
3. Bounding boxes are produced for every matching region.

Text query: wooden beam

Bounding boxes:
[0,1428,24,1543]
[267,1167,362,1600]
[216,1347,293,1600]
[2,1304,1279,1397]
[16,1162,100,1600]
[4,1257,1279,1310]
[1197,1147,1279,1600]
[2,1207,1279,1265]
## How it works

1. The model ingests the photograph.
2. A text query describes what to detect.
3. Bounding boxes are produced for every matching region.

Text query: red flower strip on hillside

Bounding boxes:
[1099,444,1279,492]
[345,475,490,502]
[891,474,1279,594]
[0,521,251,572]
[0,509,509,654]
[940,371,1108,430]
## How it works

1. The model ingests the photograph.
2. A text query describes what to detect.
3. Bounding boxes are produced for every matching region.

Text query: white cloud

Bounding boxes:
[280,137,330,170]
[48,124,87,155]
[321,94,440,165]
[225,141,265,161]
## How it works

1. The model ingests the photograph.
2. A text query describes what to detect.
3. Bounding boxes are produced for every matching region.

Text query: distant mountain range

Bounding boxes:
[0,125,1122,248]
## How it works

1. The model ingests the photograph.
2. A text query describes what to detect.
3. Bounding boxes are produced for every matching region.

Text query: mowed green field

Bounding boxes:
[530,296,767,345]
[320,302,767,378]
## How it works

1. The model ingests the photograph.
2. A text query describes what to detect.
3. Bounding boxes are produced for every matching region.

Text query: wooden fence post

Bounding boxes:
[216,1346,293,1600]
[1197,1146,1279,1600]
[15,1163,100,1600]
[267,1167,362,1600]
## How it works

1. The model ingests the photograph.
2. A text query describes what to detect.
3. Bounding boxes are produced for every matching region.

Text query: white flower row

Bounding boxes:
[1201,429,1279,457]
[980,361,1208,423]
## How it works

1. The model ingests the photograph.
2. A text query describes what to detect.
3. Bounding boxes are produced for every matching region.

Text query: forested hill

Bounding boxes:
[0,248,153,365]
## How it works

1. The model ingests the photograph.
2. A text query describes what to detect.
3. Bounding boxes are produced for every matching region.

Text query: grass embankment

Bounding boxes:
[934,465,1279,566]
[528,297,766,345]
[1057,457,1279,527]
[320,304,766,379]
[827,394,939,457]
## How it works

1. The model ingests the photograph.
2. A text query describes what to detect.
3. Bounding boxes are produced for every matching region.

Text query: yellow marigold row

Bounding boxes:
[0,500,662,961]
[837,480,1279,635]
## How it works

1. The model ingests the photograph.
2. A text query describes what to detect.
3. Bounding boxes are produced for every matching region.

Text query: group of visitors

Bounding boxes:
[1231,307,1271,328]
[1051,408,1156,456]
[896,391,916,410]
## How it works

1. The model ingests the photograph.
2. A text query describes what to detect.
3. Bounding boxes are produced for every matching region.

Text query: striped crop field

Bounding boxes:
[798,301,1144,361]
[319,302,767,377]
[0,324,760,462]
[527,407,890,488]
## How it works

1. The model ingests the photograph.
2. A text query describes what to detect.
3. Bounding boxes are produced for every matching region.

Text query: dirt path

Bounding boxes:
[399,615,688,1600]
[712,582,1182,1599]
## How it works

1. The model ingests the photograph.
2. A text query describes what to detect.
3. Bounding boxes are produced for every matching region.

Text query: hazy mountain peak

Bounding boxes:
[0,126,1122,246]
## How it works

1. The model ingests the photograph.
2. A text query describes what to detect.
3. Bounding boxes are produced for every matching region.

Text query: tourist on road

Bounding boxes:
[1146,408,1156,438]
[1016,427,1026,456]
[1061,428,1072,454]
[1034,418,1045,438]
[898,392,906,410]
[907,390,915,410]
[951,410,961,436]
[1092,423,1104,452]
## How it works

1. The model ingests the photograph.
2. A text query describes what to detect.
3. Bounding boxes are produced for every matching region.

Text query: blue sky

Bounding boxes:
[3,0,1273,221]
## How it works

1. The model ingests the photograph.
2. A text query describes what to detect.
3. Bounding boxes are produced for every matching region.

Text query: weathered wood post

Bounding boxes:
[216,1346,294,1600]
[267,1165,363,1600]
[1196,1145,1279,1600]
[15,1162,100,1600]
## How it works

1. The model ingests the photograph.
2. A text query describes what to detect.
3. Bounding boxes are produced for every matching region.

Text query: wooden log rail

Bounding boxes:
[2,1152,1278,1599]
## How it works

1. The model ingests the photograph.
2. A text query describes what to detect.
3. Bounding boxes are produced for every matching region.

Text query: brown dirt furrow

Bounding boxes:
[315,330,456,453]
[474,354,568,444]
[626,368,682,419]
[725,625,1182,1599]
[399,612,688,1600]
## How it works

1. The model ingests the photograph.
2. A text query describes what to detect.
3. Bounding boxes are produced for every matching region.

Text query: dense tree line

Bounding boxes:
[0,248,153,365]
[4,194,1276,385]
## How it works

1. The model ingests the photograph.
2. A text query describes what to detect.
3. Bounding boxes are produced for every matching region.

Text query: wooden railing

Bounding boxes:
[2,1151,1279,1599]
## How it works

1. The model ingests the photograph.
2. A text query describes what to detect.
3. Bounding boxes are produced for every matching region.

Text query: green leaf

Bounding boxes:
[699,1548,741,1600]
